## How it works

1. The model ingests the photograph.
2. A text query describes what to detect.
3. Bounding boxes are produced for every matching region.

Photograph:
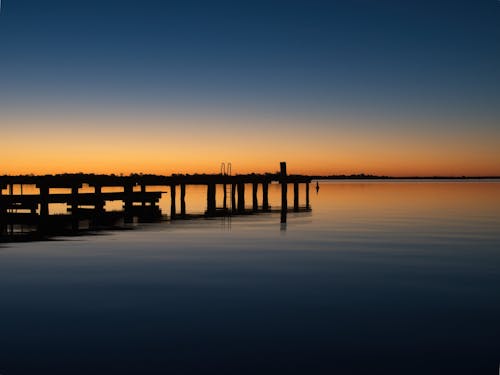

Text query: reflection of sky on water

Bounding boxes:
[0,182,499,374]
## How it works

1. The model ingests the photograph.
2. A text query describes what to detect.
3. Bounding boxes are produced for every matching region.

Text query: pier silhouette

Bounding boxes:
[0,162,312,241]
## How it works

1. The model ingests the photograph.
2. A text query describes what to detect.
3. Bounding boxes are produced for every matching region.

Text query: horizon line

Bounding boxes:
[1,172,500,180]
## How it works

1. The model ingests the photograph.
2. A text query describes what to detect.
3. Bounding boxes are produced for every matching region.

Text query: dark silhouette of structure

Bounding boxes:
[0,162,312,241]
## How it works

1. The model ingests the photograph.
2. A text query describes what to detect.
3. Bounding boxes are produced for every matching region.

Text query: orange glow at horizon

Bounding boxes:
[3,112,500,177]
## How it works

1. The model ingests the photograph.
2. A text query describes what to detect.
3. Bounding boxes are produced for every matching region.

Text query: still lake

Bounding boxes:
[0,181,499,374]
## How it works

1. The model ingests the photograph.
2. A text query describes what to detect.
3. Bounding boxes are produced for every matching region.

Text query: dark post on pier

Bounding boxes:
[280,162,287,224]
[262,182,269,211]
[180,184,186,217]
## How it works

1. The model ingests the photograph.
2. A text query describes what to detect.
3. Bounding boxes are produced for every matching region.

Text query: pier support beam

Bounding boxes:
[223,184,227,210]
[0,185,5,234]
[306,182,310,209]
[237,183,245,213]
[231,183,237,212]
[180,184,186,217]
[36,183,50,233]
[71,185,79,231]
[280,162,287,224]
[9,184,14,235]
[94,185,105,213]
[71,186,79,214]
[141,185,146,209]
[206,183,216,216]
[262,182,269,211]
[293,182,299,212]
[252,183,258,211]
[124,184,133,223]
[39,185,49,219]
[170,184,177,219]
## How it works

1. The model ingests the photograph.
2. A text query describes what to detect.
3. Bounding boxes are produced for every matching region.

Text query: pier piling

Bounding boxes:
[237,183,245,213]
[94,185,105,213]
[170,184,177,219]
[252,183,258,211]
[71,186,79,214]
[124,183,133,223]
[223,184,227,210]
[231,183,237,212]
[207,183,216,216]
[39,184,49,219]
[141,185,146,209]
[294,182,299,212]
[0,185,5,233]
[280,162,287,223]
[71,185,79,231]
[306,182,310,209]
[262,182,269,211]
[180,184,186,216]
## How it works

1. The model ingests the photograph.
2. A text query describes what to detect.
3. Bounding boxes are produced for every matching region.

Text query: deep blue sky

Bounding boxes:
[1,0,499,174]
[1,0,499,115]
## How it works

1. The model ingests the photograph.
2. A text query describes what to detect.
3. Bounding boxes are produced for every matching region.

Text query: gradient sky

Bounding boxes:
[1,0,499,176]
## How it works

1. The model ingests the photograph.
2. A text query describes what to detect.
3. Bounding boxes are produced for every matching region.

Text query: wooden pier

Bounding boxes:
[0,163,312,236]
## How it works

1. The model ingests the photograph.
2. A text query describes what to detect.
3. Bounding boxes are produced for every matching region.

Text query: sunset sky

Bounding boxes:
[1,0,499,176]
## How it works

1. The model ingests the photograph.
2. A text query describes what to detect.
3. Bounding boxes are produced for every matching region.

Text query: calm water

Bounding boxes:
[0,181,499,374]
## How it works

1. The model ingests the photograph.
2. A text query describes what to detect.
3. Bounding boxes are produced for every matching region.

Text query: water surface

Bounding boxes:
[0,181,499,374]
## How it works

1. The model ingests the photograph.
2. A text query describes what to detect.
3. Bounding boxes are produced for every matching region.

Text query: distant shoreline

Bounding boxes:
[1,173,499,180]
[311,175,500,180]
